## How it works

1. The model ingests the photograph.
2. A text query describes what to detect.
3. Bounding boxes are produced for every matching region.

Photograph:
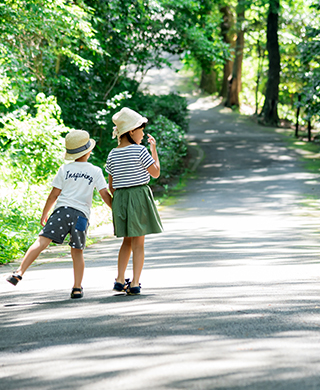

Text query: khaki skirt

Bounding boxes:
[112,185,163,237]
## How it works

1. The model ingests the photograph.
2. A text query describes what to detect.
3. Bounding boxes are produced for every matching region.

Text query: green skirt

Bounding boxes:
[112,185,163,237]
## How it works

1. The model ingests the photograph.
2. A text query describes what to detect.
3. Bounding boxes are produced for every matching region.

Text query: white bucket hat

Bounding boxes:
[112,107,148,144]
[64,130,96,160]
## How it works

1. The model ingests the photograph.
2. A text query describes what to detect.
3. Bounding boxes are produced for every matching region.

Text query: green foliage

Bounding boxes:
[0,93,72,263]
[0,62,17,108]
[297,1,320,123]
[0,0,224,161]
[0,93,67,185]
[160,0,231,71]
[242,13,268,112]
[46,0,208,158]
[129,92,189,132]
[0,186,46,263]
[87,0,179,73]
[33,0,194,152]
[144,115,188,183]
[0,0,102,112]
[89,91,189,170]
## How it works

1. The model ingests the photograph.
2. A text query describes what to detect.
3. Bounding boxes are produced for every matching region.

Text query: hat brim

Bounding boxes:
[64,139,96,160]
[130,117,148,131]
[119,117,148,137]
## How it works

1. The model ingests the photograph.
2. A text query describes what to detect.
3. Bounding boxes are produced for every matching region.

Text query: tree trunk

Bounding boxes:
[219,5,235,98]
[255,38,265,115]
[308,120,312,141]
[200,65,217,94]
[225,2,245,108]
[260,0,280,125]
[295,94,301,137]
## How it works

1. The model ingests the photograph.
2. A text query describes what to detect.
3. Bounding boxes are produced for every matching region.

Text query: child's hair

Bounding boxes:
[120,123,146,145]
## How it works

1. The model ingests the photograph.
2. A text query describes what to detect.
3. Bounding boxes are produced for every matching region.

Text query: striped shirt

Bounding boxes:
[106,144,155,188]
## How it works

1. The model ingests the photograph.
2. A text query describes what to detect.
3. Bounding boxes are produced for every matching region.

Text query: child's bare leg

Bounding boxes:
[15,236,52,278]
[116,237,132,284]
[71,248,84,291]
[131,236,145,287]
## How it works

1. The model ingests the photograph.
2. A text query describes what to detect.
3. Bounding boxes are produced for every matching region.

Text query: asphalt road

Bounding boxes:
[1,76,320,389]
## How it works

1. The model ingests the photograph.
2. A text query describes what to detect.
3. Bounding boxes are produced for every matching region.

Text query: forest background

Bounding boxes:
[0,0,319,264]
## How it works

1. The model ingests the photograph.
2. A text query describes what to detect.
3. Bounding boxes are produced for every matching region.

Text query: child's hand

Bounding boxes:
[147,134,157,152]
[41,214,48,227]
[146,133,160,178]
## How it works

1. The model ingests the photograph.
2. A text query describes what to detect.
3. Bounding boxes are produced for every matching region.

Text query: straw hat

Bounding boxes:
[64,130,96,160]
[112,107,148,143]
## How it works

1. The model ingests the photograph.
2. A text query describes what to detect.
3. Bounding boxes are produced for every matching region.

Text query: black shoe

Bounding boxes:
[71,287,83,299]
[6,273,22,286]
[113,278,130,292]
[126,282,141,295]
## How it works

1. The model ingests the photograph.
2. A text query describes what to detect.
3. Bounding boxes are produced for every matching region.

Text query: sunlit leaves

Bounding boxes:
[297,1,320,121]
[0,93,68,185]
[0,0,103,101]
[159,0,230,69]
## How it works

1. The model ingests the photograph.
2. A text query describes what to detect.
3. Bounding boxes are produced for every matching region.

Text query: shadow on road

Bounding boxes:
[1,93,320,389]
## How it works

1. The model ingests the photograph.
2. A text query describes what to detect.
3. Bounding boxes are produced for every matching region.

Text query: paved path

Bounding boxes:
[1,68,320,389]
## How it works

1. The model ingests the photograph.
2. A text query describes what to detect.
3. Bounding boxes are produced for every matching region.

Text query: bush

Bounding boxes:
[129,91,189,132]
[143,114,188,184]
[0,184,47,263]
[88,90,189,177]
[0,94,73,263]
[0,93,68,185]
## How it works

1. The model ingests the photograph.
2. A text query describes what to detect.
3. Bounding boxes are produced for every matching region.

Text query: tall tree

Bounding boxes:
[260,0,280,125]
[200,65,217,94]
[219,5,235,98]
[225,0,245,107]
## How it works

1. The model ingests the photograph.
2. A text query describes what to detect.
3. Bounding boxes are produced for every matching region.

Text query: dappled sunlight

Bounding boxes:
[187,96,222,111]
[2,270,320,389]
[203,172,319,185]
[204,129,219,134]
[2,191,320,387]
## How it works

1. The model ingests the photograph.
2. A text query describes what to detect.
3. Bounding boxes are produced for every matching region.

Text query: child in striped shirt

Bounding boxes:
[106,107,163,295]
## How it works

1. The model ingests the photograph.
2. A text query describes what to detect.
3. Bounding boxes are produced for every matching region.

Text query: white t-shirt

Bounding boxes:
[52,162,107,219]
[106,144,155,188]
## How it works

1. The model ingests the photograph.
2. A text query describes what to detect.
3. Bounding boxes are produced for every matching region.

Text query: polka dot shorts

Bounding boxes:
[39,206,89,249]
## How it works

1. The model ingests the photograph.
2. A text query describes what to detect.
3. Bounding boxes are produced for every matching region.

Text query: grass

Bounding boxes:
[153,141,203,207]
[155,170,195,208]
[273,127,320,173]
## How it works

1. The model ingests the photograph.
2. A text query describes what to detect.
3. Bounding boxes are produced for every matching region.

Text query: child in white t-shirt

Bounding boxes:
[6,130,112,299]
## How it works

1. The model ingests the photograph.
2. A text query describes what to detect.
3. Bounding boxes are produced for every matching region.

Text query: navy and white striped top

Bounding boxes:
[106,144,155,189]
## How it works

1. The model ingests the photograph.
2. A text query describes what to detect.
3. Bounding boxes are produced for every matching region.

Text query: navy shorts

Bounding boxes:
[39,206,89,249]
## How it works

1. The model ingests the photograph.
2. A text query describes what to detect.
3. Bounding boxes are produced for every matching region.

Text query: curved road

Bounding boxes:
[1,69,320,389]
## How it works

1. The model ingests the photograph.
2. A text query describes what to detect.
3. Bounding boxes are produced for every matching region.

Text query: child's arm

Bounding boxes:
[147,134,160,178]
[99,188,112,208]
[41,187,62,226]
[108,174,116,196]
